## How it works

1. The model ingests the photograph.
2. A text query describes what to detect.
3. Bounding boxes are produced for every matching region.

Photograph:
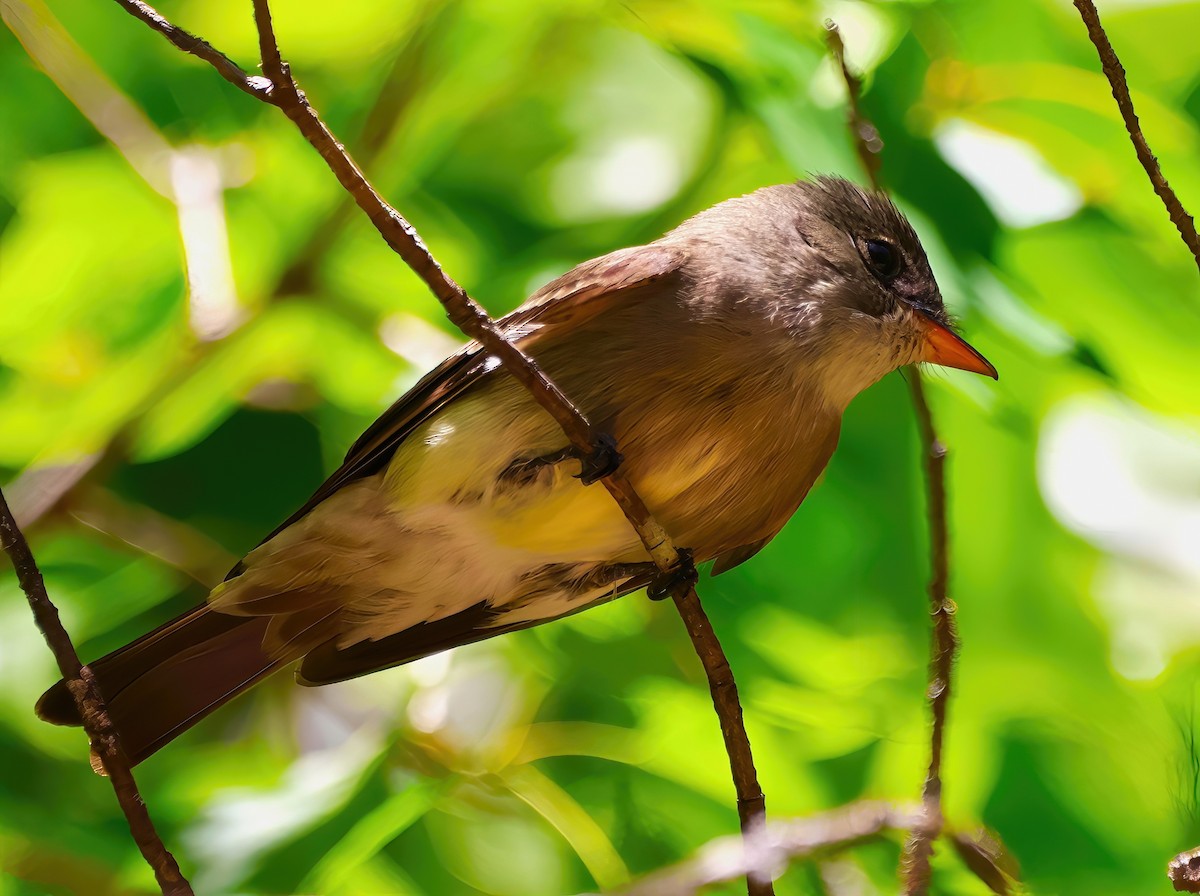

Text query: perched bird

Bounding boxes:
[37,177,996,765]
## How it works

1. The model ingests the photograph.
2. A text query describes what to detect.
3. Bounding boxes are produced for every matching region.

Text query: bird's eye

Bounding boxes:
[863,239,902,279]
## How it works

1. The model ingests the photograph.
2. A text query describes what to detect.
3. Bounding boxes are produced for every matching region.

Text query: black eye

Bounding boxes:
[864,239,902,279]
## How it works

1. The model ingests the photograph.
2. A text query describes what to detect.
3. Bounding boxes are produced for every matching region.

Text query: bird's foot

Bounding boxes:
[569,432,622,485]
[498,434,622,489]
[647,548,698,601]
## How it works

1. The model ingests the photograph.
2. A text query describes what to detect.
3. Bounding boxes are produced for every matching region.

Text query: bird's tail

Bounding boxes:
[35,605,280,767]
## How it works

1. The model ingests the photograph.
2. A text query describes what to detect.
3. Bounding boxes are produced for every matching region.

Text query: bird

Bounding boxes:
[37,176,996,766]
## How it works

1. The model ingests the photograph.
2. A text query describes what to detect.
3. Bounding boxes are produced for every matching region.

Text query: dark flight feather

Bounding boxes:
[230,243,687,575]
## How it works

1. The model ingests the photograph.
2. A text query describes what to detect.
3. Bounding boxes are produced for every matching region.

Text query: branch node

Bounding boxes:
[648,548,698,601]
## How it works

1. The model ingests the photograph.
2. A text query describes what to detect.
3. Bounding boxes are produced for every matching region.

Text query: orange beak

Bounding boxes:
[914,313,998,379]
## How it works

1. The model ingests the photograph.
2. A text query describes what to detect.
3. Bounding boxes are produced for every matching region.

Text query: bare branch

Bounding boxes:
[824,22,884,191]
[824,21,960,894]
[1072,0,1200,273]
[898,373,959,893]
[273,16,438,297]
[607,802,921,896]
[106,1,773,891]
[108,0,272,101]
[604,806,1019,896]
[0,487,193,895]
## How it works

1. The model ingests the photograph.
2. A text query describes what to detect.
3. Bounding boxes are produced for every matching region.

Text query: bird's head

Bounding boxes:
[790,176,995,381]
[669,176,996,409]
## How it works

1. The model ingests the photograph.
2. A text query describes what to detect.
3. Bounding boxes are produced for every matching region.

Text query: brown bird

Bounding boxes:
[37,177,996,765]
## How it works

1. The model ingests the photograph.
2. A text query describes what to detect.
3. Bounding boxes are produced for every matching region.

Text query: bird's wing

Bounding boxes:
[297,565,660,686]
[227,243,686,578]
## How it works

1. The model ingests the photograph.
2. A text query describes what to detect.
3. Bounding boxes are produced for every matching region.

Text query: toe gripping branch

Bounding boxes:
[575,432,623,485]
[648,548,698,601]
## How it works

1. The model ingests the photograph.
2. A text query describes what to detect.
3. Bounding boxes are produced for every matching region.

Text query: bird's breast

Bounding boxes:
[614,379,841,559]
[518,305,844,561]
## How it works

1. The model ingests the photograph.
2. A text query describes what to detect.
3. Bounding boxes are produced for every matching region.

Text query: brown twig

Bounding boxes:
[113,0,272,100]
[1072,0,1200,273]
[824,22,884,191]
[108,1,771,891]
[273,10,438,297]
[0,488,193,895]
[824,20,959,894]
[898,376,958,892]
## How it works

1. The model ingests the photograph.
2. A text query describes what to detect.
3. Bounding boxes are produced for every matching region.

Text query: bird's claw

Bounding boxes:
[647,548,698,601]
[574,433,623,485]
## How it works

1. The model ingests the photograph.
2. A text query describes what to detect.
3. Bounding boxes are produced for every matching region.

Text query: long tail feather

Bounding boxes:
[36,605,279,766]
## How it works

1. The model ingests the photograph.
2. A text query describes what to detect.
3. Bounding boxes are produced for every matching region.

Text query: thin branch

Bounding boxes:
[108,1,772,891]
[111,0,272,101]
[0,487,193,895]
[899,373,958,892]
[235,0,666,560]
[824,22,884,191]
[604,806,1018,896]
[607,802,921,896]
[273,15,437,297]
[825,20,959,895]
[1072,0,1200,273]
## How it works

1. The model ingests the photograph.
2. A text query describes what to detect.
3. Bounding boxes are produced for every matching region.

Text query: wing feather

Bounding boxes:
[297,569,657,685]
[226,243,686,579]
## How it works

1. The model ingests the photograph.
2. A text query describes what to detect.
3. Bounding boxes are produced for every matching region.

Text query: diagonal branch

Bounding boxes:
[272,13,439,298]
[825,21,960,894]
[0,487,194,895]
[113,0,272,100]
[107,1,773,892]
[1072,0,1200,273]
[1075,1,1195,882]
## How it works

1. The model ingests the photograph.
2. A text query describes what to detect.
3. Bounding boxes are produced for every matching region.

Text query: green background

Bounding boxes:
[2,0,1199,893]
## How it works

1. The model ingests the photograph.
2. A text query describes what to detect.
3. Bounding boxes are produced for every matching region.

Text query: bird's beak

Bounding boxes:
[914,313,998,379]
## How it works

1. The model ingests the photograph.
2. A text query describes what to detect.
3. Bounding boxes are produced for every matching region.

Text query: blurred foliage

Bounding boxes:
[2,0,1199,893]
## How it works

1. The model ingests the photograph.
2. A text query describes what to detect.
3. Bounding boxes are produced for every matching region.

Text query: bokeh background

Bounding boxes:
[2,0,1199,893]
